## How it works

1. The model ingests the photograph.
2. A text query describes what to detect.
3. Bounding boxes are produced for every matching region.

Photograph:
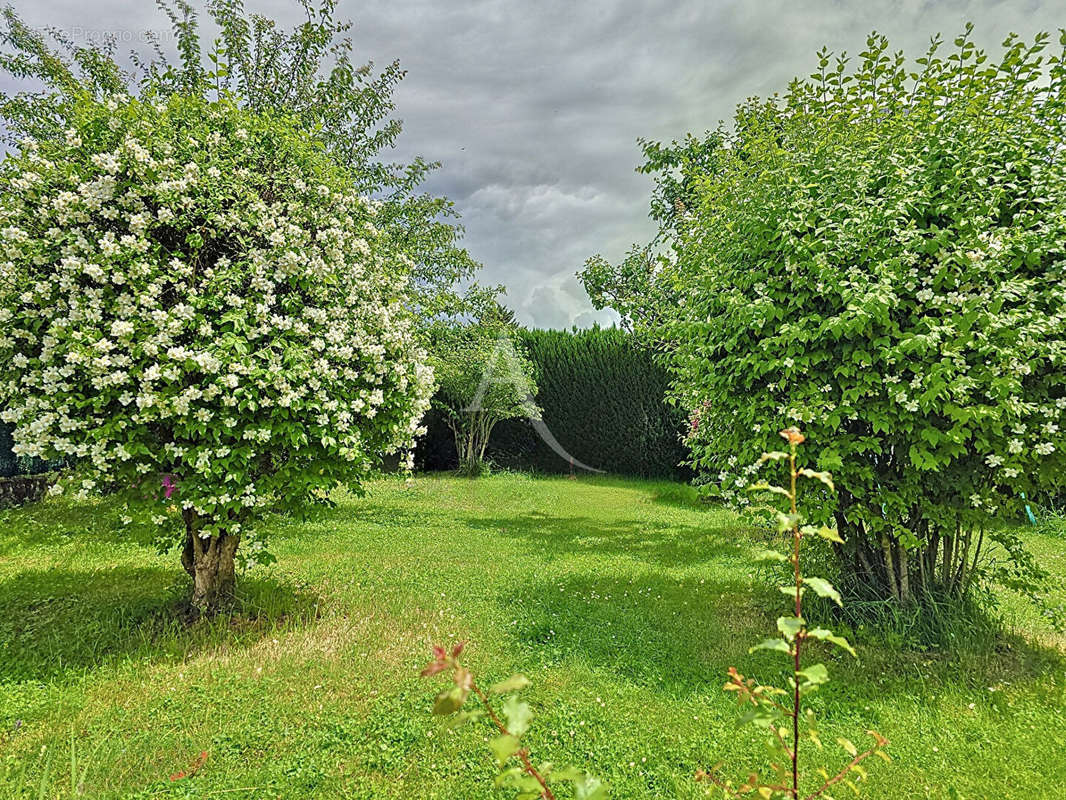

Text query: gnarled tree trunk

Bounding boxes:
[182,510,240,616]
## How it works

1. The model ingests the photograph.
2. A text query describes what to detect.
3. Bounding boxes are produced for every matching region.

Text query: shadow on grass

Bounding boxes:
[0,496,137,555]
[646,482,714,512]
[500,568,1066,708]
[0,566,320,684]
[261,502,435,543]
[465,511,749,569]
[574,475,714,512]
[499,571,767,693]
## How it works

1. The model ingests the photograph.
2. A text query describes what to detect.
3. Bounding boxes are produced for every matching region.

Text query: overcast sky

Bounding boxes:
[4,1,1064,328]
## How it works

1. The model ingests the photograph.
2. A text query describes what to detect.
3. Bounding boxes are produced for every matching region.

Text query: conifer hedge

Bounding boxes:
[416,326,688,478]
[0,422,16,478]
[0,421,61,478]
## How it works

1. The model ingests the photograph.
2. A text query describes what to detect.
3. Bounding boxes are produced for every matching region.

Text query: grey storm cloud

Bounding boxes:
[4,0,1064,328]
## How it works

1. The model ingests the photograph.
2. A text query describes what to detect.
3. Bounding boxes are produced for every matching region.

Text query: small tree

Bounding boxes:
[421,643,607,800]
[704,428,888,799]
[428,325,539,476]
[0,92,433,614]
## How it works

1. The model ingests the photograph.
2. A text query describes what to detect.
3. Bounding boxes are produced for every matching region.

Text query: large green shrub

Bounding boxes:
[664,29,1066,604]
[497,327,687,477]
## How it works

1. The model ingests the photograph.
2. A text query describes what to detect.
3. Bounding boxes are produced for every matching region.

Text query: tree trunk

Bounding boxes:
[880,532,900,602]
[450,414,495,477]
[834,499,991,606]
[182,510,240,616]
[898,541,910,604]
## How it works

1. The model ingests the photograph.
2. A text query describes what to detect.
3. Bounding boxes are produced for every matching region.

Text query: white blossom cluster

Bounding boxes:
[0,96,433,538]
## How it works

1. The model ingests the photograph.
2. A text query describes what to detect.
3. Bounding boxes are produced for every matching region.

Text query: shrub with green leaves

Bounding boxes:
[668,28,1066,605]
[428,324,539,477]
[0,92,432,613]
[491,327,688,478]
[418,326,689,479]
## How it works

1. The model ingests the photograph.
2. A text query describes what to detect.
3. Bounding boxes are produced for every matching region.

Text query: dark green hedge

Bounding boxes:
[0,422,64,478]
[416,326,689,478]
[0,422,18,478]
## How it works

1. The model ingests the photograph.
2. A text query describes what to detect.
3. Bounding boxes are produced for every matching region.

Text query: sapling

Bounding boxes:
[700,428,888,799]
[421,642,606,800]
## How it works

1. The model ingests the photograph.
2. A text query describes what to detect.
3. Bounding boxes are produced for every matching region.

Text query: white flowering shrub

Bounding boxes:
[0,92,433,612]
[672,30,1066,607]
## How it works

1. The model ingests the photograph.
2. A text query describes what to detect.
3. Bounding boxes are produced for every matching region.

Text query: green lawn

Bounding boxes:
[1,473,1064,799]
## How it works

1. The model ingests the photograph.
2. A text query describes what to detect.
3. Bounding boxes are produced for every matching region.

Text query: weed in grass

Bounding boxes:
[421,643,606,800]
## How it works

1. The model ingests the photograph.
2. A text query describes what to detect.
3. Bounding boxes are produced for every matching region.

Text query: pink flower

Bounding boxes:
[161,474,177,499]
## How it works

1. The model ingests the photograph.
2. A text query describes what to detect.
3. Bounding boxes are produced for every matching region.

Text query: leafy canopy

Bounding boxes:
[428,324,539,475]
[430,325,539,431]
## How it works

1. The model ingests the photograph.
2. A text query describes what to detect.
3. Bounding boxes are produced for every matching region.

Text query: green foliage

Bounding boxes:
[495,327,687,477]
[0,422,16,478]
[580,249,668,336]
[428,324,539,477]
[1032,495,1066,538]
[0,0,497,325]
[645,27,1066,607]
[0,422,67,479]
[422,643,607,800]
[420,326,688,479]
[703,428,888,799]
